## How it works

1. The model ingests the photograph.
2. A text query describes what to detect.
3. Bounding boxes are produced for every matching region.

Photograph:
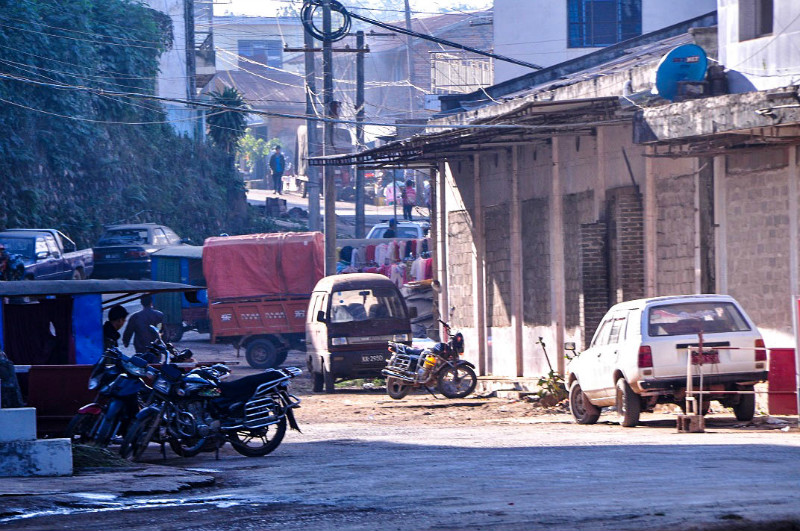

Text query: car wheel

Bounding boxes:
[312,371,324,392]
[732,385,756,421]
[245,339,279,369]
[569,381,600,424]
[323,362,335,393]
[615,378,641,427]
[72,269,84,280]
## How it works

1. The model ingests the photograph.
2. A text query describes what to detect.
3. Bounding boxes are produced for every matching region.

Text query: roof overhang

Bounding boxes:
[0,280,202,309]
[634,87,800,157]
[310,97,628,168]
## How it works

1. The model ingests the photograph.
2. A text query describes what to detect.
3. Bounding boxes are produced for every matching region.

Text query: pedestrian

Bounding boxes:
[269,145,286,195]
[122,294,164,357]
[103,304,129,350]
[402,179,416,221]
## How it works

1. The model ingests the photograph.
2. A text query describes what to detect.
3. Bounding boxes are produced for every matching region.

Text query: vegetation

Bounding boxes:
[0,0,260,246]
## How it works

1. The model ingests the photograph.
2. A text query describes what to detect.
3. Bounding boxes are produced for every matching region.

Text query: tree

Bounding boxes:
[206,87,248,155]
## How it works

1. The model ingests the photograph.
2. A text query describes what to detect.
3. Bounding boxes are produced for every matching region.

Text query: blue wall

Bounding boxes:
[72,294,103,365]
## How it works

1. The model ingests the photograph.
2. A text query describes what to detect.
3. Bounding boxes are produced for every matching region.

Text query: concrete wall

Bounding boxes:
[718,0,800,91]
[493,0,717,84]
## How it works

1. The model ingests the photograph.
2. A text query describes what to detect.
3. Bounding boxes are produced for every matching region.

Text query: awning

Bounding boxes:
[151,246,204,259]
[309,97,628,168]
[0,280,203,308]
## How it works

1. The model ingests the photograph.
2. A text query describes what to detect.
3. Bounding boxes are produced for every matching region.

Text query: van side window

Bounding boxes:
[308,294,321,323]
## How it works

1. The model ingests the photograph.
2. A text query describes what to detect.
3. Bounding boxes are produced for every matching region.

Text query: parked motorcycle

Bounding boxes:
[383,320,477,399]
[0,244,25,281]
[120,361,303,461]
[64,348,149,445]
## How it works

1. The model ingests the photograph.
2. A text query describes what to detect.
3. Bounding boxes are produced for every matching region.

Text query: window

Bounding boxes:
[591,319,613,347]
[329,288,406,323]
[607,316,626,345]
[739,0,773,41]
[647,302,751,337]
[238,40,283,69]
[568,0,642,48]
[152,229,169,245]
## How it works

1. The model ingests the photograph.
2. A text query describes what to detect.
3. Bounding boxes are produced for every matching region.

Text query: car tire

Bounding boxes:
[733,385,756,421]
[312,371,324,392]
[245,339,279,369]
[616,378,641,428]
[569,381,600,425]
[323,362,335,393]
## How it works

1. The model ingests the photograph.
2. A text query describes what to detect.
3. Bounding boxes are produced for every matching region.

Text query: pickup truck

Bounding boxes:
[0,229,94,280]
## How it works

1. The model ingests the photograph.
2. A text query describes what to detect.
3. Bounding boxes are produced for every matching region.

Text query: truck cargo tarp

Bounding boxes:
[203,232,324,300]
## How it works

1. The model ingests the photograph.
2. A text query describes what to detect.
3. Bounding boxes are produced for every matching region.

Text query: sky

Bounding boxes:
[213,0,493,17]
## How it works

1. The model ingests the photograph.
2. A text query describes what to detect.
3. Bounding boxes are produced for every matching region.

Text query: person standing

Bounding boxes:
[122,294,164,355]
[402,179,416,221]
[269,145,286,195]
[103,305,129,349]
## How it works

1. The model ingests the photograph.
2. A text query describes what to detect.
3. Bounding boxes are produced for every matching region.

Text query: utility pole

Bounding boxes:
[304,29,320,232]
[404,0,414,118]
[322,0,337,275]
[355,30,365,238]
[184,0,200,140]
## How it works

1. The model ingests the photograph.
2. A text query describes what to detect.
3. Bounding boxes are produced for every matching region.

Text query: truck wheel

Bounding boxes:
[276,349,289,367]
[162,324,184,343]
[733,385,756,421]
[616,378,641,427]
[246,339,279,369]
[323,362,335,393]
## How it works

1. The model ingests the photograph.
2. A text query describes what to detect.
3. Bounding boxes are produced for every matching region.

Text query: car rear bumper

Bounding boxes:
[92,260,151,279]
[639,371,768,391]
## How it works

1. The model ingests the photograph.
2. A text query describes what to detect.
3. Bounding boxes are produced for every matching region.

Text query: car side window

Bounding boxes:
[152,228,168,245]
[591,319,612,348]
[44,235,61,258]
[164,228,181,244]
[35,237,49,258]
[607,314,626,345]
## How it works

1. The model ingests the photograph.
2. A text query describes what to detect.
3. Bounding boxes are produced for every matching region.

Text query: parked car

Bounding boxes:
[366,220,429,239]
[92,223,187,279]
[566,294,768,427]
[0,229,93,280]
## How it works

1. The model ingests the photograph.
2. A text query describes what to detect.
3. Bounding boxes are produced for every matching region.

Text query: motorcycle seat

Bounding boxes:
[218,370,285,401]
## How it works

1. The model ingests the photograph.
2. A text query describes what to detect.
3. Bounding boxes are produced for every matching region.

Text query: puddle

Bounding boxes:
[71,493,118,501]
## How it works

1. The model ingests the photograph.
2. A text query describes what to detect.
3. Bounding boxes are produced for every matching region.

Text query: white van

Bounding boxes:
[566,295,767,427]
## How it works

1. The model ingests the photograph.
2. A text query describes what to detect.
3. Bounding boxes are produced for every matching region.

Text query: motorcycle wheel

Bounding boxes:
[65,413,99,444]
[437,364,477,399]
[120,411,158,461]
[227,418,287,457]
[169,437,207,458]
[386,377,411,400]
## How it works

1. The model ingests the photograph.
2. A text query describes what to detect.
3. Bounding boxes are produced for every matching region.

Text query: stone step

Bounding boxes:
[0,407,72,477]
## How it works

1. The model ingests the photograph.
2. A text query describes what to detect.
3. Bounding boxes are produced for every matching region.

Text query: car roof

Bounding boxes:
[313,273,398,292]
[609,294,738,311]
[103,223,160,230]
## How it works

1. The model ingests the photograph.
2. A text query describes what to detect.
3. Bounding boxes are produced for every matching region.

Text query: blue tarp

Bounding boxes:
[72,294,102,365]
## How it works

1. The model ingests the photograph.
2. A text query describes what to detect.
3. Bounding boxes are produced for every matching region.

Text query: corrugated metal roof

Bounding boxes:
[0,280,200,298]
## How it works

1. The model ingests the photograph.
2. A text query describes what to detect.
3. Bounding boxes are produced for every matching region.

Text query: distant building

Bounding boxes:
[212,15,305,75]
[493,0,717,83]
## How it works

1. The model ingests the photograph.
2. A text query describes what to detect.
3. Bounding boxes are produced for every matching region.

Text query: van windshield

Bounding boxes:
[330,288,406,323]
[647,302,751,336]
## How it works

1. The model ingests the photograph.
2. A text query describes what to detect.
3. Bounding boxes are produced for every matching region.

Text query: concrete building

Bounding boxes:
[212,15,305,75]
[493,0,717,83]
[313,2,800,389]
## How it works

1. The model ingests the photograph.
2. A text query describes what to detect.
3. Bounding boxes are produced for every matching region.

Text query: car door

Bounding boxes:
[44,234,69,279]
[32,236,59,279]
[578,317,613,399]
[597,311,631,399]
[306,292,328,370]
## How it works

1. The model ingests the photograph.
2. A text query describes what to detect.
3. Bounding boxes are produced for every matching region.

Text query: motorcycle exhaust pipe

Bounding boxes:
[382,370,415,383]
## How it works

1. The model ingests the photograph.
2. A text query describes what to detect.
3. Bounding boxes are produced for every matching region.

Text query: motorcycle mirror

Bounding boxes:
[564,342,576,351]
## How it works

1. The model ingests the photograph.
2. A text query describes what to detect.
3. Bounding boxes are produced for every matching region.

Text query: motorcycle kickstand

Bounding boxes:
[424,386,440,399]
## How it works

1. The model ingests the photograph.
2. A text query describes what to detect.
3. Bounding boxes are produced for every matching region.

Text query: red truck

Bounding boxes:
[202,232,324,369]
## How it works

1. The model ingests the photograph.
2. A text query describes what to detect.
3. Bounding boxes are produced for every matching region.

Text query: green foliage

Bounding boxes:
[207,87,248,155]
[237,131,282,175]
[0,0,268,246]
[536,370,567,403]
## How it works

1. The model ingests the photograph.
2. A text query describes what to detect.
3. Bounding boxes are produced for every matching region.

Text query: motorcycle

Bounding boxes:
[0,245,25,281]
[120,360,303,461]
[383,320,477,399]
[64,348,150,446]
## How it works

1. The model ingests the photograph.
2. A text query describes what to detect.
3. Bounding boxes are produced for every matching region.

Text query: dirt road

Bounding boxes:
[2,337,799,531]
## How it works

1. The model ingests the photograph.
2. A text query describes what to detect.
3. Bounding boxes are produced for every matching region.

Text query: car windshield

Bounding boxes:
[0,236,34,259]
[369,226,419,239]
[647,302,751,336]
[97,229,148,246]
[329,288,406,323]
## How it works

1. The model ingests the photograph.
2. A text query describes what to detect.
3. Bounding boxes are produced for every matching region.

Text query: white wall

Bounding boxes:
[493,0,717,84]
[213,17,304,73]
[718,0,800,92]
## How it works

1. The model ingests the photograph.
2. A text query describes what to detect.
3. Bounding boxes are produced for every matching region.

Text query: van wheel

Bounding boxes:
[569,381,600,424]
[616,378,641,427]
[323,362,335,393]
[313,371,324,392]
[245,339,279,369]
[733,385,756,421]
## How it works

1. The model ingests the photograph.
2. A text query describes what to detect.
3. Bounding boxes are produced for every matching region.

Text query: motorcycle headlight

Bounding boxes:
[331,337,348,346]
[392,333,410,342]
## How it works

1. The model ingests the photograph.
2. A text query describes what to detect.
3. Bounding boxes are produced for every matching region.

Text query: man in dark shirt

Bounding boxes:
[268,145,286,194]
[122,294,164,354]
[103,304,128,349]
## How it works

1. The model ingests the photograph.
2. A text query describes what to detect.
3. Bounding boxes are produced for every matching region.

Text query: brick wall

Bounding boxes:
[581,221,609,345]
[607,186,645,304]
[656,171,697,295]
[485,204,511,327]
[521,197,550,326]
[564,191,595,329]
[447,210,475,327]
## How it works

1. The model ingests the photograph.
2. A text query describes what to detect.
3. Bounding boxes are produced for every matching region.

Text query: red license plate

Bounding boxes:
[691,350,720,365]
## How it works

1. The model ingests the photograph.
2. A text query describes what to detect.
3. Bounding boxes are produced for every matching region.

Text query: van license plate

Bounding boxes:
[691,350,720,365]
[362,354,385,363]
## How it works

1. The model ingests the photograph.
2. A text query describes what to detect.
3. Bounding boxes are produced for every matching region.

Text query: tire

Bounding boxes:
[569,381,600,425]
[72,269,84,280]
[323,362,335,393]
[169,437,208,458]
[437,364,477,399]
[246,339,279,369]
[386,377,411,400]
[162,324,184,343]
[312,371,324,393]
[120,411,159,461]
[227,418,287,457]
[65,412,100,444]
[732,385,756,421]
[616,378,641,427]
